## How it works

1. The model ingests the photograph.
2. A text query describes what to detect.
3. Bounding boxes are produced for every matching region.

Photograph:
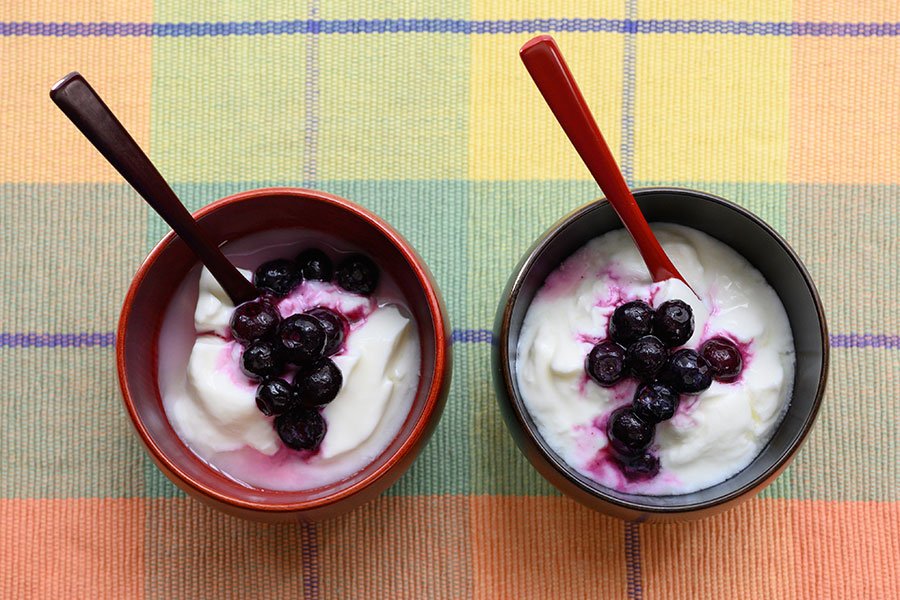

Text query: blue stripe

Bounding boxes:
[3,19,900,38]
[0,330,895,349]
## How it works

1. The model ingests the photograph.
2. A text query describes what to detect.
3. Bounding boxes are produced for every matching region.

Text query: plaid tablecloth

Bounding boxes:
[2,1,898,598]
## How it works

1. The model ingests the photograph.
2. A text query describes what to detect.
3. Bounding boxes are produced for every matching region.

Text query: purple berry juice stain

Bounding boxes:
[576,332,603,346]
[539,252,592,300]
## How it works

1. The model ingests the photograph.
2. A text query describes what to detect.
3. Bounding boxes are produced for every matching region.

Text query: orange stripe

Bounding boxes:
[470,496,628,600]
[642,497,900,599]
[0,498,144,599]
[791,499,900,599]
[319,495,472,599]
[642,497,798,599]
[793,0,900,22]
[788,35,900,184]
[0,0,152,21]
[0,36,151,184]
[143,498,316,599]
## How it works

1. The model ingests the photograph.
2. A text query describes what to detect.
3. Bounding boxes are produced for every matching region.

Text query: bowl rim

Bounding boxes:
[116,187,450,512]
[497,186,829,513]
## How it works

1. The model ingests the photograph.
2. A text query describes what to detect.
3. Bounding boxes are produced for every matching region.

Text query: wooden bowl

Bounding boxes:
[117,188,451,521]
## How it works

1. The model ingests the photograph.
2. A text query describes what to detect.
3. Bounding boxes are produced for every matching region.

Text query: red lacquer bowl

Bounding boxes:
[117,188,451,521]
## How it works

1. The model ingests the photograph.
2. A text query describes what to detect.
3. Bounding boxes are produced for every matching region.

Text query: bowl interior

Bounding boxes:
[502,188,827,511]
[120,189,443,507]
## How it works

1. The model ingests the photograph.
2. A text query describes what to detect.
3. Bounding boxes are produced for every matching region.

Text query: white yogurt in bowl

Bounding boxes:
[516,224,795,495]
[158,230,420,491]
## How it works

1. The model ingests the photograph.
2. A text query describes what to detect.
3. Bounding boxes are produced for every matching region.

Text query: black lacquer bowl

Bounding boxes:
[493,187,828,522]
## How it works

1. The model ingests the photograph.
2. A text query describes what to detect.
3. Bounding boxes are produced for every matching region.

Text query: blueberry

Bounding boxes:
[240,340,285,380]
[293,358,343,406]
[609,300,654,346]
[618,452,660,481]
[229,300,281,345]
[700,337,743,382]
[275,408,327,451]
[585,341,626,387]
[254,258,301,297]
[661,348,712,394]
[632,383,679,424]
[277,314,326,365]
[625,335,667,381]
[255,378,296,416]
[335,254,379,295]
[607,407,654,457]
[306,307,347,356]
[296,248,333,282]
[653,299,694,348]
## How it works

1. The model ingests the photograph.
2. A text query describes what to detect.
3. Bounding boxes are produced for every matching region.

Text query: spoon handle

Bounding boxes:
[49,72,258,305]
[519,36,684,284]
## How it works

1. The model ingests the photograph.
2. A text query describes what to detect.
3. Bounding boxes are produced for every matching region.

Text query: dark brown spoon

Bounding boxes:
[50,72,258,305]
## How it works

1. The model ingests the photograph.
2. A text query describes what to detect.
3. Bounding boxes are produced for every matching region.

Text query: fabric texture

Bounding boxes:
[2,1,898,598]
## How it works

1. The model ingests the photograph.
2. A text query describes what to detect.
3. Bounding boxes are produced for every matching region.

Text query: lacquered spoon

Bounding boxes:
[520,35,690,288]
[49,72,258,305]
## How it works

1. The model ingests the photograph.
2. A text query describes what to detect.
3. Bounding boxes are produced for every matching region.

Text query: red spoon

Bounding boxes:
[520,35,689,287]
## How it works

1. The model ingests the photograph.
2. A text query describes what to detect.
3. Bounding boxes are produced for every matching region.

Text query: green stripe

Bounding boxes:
[6,179,895,502]
[385,328,470,497]
[762,348,899,501]
[467,179,602,331]
[0,347,145,498]
[636,179,787,234]
[787,183,900,336]
[467,343,560,496]
[0,183,146,333]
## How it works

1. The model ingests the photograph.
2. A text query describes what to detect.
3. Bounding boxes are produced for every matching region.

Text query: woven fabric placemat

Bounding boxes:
[1,1,898,598]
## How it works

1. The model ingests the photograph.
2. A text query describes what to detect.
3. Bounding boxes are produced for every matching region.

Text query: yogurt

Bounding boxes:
[158,231,420,491]
[516,224,795,495]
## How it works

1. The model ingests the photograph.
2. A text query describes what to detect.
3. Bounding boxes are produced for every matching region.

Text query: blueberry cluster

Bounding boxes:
[585,299,744,480]
[228,248,380,452]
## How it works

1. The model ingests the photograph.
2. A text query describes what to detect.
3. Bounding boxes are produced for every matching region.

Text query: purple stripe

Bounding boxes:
[622,9,641,596]
[3,19,900,38]
[302,3,320,186]
[620,1,637,185]
[624,522,643,599]
[451,329,494,343]
[0,330,894,349]
[829,333,900,349]
[301,522,318,599]
[301,6,320,599]
[0,332,115,348]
